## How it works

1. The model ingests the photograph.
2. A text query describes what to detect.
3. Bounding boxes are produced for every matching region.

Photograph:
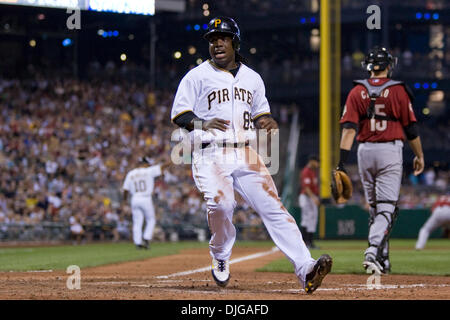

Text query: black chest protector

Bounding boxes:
[353,79,414,122]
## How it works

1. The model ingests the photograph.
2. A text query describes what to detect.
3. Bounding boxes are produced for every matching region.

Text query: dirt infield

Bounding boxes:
[1,246,449,300]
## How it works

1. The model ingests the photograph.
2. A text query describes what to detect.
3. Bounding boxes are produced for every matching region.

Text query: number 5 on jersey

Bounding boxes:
[370,104,387,132]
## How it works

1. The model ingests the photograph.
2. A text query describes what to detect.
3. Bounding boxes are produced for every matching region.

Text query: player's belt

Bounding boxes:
[201,141,250,149]
[363,141,396,144]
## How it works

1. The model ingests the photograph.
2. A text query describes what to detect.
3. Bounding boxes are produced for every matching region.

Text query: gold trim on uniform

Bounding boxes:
[171,109,193,122]
[252,112,272,121]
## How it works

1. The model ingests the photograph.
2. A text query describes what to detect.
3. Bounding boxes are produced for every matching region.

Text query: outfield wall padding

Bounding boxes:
[291,205,444,240]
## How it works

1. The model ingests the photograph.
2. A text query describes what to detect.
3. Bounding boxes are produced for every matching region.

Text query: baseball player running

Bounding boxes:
[415,195,450,250]
[122,156,169,249]
[337,46,425,274]
[171,16,332,294]
[298,155,320,249]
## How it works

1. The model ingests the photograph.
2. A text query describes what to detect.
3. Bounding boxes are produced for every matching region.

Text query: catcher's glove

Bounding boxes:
[331,169,353,204]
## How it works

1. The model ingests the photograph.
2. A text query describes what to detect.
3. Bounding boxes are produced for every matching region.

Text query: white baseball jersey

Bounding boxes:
[122,165,162,202]
[171,60,271,144]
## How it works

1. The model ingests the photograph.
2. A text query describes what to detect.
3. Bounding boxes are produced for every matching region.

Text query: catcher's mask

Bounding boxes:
[204,16,241,52]
[362,46,398,78]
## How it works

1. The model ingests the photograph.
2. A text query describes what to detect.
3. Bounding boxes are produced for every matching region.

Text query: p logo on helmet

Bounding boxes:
[214,19,221,27]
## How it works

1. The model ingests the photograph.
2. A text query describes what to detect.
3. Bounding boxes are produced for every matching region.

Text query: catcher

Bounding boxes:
[332,46,424,274]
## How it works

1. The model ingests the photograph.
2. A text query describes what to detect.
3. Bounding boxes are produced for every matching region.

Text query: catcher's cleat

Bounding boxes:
[304,254,333,294]
[380,259,391,275]
[363,253,383,275]
[211,258,230,288]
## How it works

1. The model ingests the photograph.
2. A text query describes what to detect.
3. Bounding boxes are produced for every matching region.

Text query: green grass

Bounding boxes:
[0,242,207,271]
[257,239,450,276]
[0,240,274,272]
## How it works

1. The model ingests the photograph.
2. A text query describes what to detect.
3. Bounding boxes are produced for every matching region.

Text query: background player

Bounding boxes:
[171,16,332,294]
[122,156,169,250]
[415,195,450,250]
[336,46,425,274]
[298,155,320,249]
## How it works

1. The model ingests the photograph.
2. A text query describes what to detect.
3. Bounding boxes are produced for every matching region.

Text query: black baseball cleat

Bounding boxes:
[304,254,333,294]
[136,243,148,250]
[142,240,150,250]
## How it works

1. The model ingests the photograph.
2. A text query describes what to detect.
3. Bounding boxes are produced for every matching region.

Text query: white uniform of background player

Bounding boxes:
[415,195,450,250]
[171,17,331,294]
[123,157,162,249]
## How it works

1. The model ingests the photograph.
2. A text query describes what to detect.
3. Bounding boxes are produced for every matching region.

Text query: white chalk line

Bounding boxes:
[155,246,280,279]
[89,280,450,293]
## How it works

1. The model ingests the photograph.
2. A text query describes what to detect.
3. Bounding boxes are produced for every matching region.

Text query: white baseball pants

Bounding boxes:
[131,197,156,245]
[299,194,319,233]
[192,146,315,287]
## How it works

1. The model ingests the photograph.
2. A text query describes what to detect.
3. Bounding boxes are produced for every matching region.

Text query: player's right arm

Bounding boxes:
[171,73,229,132]
[337,88,360,171]
[123,190,129,203]
[122,172,131,203]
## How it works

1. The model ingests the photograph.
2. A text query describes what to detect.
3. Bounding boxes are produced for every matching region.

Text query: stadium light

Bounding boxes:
[29,39,36,47]
[424,13,431,20]
[422,83,429,89]
[188,46,196,55]
[432,13,439,20]
[431,82,438,89]
[194,24,200,31]
[300,17,306,24]
[62,38,72,47]
[120,53,127,61]
[414,83,421,89]
[174,51,182,59]
[422,108,430,115]
[415,12,422,19]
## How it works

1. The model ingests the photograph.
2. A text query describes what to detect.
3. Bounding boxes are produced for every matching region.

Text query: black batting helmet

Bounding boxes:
[362,46,398,76]
[204,17,241,51]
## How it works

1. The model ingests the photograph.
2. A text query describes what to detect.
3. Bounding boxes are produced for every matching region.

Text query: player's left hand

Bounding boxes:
[413,156,424,176]
[255,116,278,131]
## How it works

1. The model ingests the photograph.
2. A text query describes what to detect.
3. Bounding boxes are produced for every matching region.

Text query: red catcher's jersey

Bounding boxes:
[432,195,450,212]
[340,78,417,142]
[300,167,319,196]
